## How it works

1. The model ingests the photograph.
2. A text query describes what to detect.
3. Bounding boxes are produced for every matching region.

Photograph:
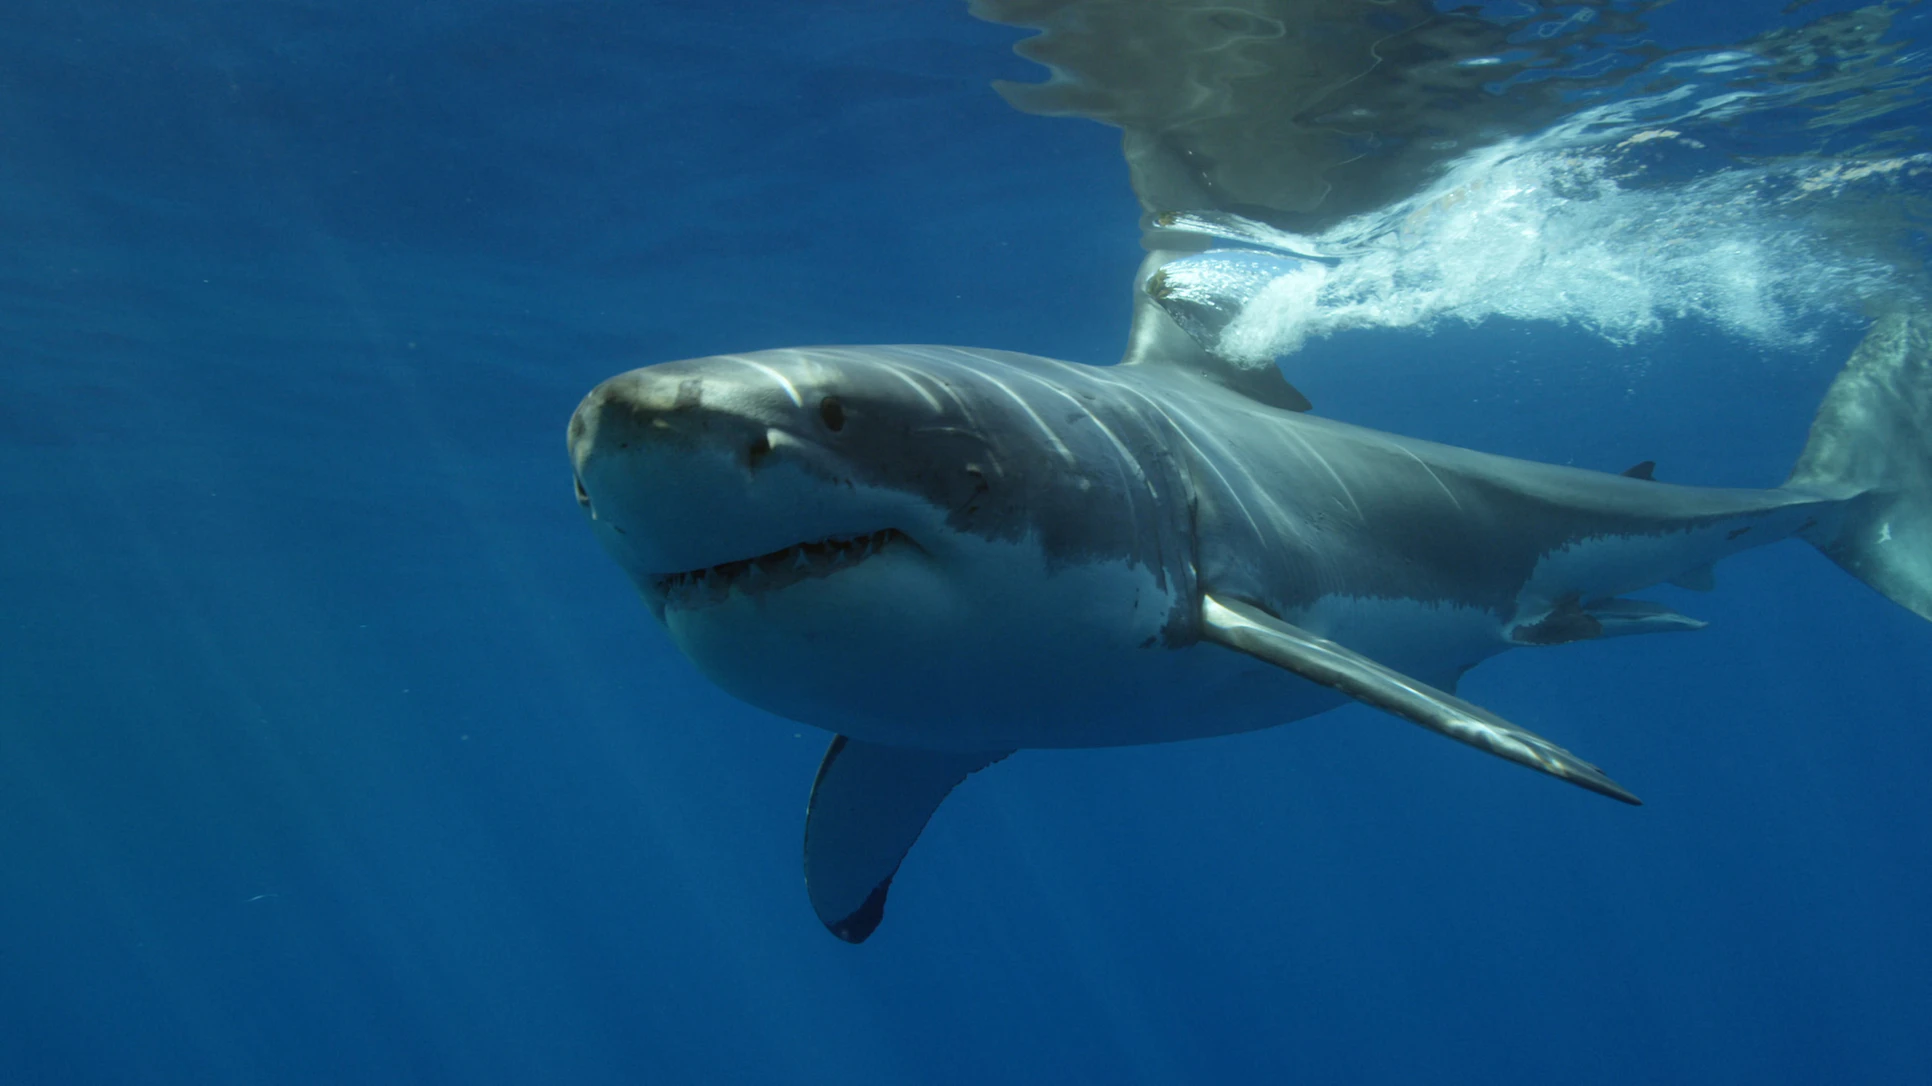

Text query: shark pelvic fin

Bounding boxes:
[1580,597,1708,637]
[1510,594,1707,645]
[803,737,1010,943]
[1200,595,1641,805]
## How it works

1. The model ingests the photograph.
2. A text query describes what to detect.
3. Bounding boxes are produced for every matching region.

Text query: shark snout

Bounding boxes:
[570,369,771,478]
[567,360,910,584]
[569,368,811,520]
[570,369,791,531]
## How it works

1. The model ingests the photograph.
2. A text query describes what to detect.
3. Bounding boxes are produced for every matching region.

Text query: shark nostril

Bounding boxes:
[573,475,591,508]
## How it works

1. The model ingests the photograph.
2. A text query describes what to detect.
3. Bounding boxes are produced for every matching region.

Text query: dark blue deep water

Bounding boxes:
[4,3,1930,1083]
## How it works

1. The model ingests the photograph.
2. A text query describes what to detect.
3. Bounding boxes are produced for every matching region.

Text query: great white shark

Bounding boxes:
[569,264,1932,942]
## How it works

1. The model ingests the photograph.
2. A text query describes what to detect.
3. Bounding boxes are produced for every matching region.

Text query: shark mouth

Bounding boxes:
[653,528,912,610]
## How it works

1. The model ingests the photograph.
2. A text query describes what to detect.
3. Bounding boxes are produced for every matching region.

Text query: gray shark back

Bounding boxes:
[760,345,1844,648]
[1105,360,1836,643]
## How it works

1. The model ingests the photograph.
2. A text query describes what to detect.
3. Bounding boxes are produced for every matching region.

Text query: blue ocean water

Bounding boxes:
[3,2,1930,1083]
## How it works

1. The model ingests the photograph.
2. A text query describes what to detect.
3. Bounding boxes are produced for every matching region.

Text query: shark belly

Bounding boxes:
[666,543,1523,752]
[1286,594,1513,690]
[663,530,1349,750]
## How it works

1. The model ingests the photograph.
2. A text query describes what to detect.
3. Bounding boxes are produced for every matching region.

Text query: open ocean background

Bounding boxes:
[4,2,1930,1083]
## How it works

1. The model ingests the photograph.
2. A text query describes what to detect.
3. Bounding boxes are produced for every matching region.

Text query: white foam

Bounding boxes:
[1203,62,1929,364]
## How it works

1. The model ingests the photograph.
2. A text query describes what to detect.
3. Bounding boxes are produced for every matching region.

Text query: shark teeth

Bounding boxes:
[655,529,908,609]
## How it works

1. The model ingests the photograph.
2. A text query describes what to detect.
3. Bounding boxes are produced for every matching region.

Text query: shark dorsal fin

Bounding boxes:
[1622,460,1657,480]
[1120,251,1312,413]
[1205,358,1314,413]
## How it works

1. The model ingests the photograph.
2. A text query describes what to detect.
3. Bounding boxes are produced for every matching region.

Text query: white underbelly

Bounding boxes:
[663,530,1512,751]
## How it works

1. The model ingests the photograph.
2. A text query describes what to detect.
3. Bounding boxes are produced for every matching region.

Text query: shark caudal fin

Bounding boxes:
[1788,312,1932,621]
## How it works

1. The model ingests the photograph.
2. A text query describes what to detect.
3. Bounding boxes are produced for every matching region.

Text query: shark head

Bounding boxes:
[567,345,1198,746]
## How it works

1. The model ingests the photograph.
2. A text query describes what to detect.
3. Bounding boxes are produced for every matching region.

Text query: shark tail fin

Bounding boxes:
[1788,311,1932,621]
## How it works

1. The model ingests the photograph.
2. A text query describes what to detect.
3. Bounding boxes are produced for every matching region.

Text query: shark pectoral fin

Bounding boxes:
[804,737,1011,943]
[1200,595,1641,805]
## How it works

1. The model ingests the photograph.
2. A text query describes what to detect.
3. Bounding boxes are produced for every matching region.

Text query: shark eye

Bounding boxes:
[819,396,846,432]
